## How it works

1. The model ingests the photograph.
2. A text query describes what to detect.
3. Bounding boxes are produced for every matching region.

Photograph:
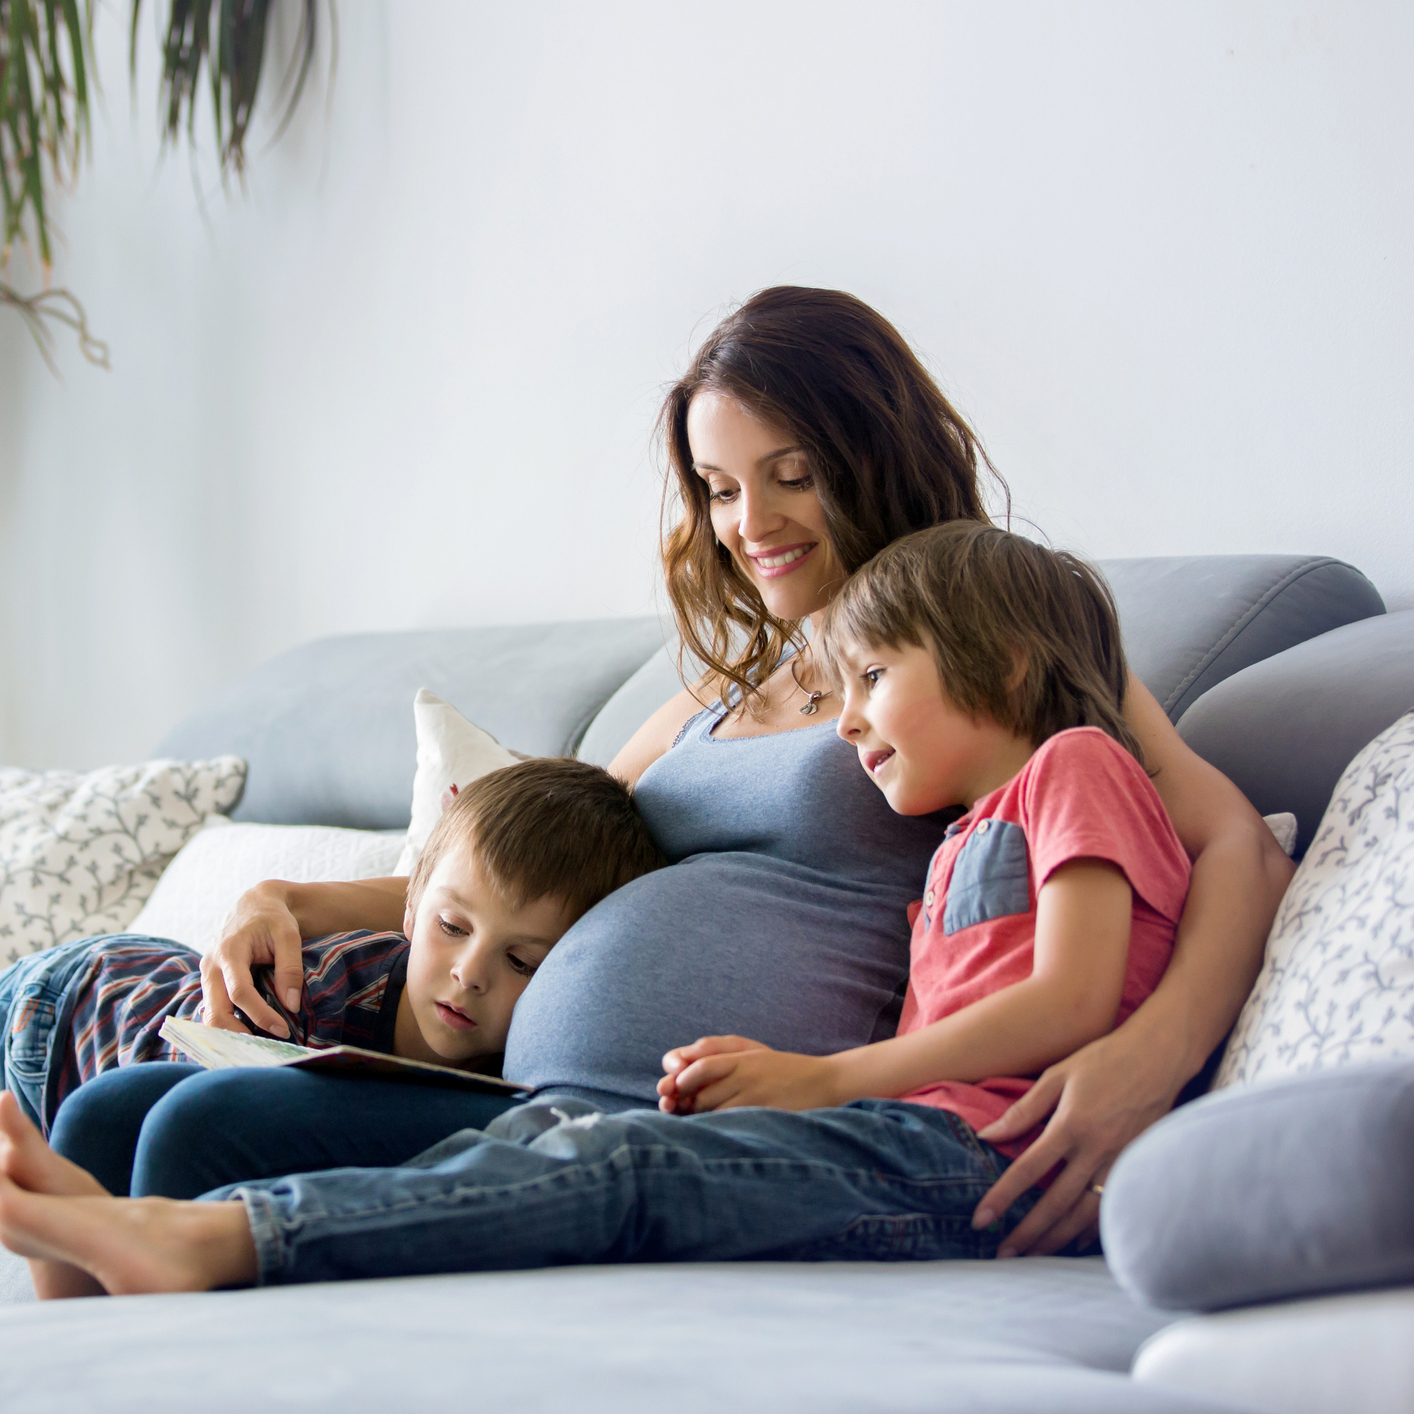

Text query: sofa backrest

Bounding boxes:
[1098,555,1382,721]
[578,555,1384,766]
[158,554,1383,829]
[157,620,667,829]
[1177,610,1414,856]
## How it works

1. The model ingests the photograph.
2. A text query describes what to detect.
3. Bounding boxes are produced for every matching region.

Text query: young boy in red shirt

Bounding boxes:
[660,523,1189,1171]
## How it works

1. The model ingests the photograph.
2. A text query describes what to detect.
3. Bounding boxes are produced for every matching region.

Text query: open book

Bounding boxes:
[159,1017,529,1095]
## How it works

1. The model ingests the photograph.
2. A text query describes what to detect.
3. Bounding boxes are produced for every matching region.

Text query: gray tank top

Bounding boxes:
[503,701,958,1107]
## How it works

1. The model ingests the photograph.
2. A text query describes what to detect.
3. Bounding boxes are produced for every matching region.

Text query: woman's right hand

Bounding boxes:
[199,880,306,1037]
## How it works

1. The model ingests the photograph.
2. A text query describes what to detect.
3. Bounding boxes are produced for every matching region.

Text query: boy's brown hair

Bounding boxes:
[820,522,1146,766]
[408,757,665,922]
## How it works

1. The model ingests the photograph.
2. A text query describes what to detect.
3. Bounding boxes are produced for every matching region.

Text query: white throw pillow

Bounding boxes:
[393,689,519,875]
[1215,711,1414,1089]
[0,757,247,965]
[128,818,406,955]
[1263,812,1298,857]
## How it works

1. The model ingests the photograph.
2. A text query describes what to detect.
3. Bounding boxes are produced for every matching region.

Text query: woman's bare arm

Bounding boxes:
[200,876,409,1037]
[971,674,1293,1255]
[607,683,710,786]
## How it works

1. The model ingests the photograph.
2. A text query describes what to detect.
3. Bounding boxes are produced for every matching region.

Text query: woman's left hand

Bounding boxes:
[970,1026,1182,1257]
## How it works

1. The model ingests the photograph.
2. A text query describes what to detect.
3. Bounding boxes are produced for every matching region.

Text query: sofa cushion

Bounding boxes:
[576,642,688,767]
[155,556,1379,828]
[1102,1060,1414,1312]
[1131,1289,1414,1414]
[1214,708,1414,1085]
[576,555,1385,770]
[1177,610,1414,856]
[0,1258,1233,1414]
[1096,555,1382,722]
[156,620,666,829]
[1133,1283,1414,1414]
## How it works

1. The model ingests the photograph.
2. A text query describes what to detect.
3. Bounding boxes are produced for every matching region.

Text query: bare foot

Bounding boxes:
[0,1092,110,1297]
[0,1176,257,1297]
[0,1092,108,1197]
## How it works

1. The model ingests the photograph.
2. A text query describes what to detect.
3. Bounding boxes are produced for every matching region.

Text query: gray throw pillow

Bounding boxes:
[1101,1060,1414,1311]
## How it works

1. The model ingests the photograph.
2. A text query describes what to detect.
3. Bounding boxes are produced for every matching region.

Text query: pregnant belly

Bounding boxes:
[503,852,915,1108]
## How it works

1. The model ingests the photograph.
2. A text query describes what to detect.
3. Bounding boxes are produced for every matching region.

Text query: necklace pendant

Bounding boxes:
[799,696,820,716]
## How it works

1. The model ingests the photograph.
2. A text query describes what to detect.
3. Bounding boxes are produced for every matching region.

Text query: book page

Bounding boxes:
[159,1017,529,1094]
[160,1016,313,1070]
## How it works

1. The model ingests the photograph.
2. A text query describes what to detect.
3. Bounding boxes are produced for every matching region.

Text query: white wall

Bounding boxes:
[2,1,1410,769]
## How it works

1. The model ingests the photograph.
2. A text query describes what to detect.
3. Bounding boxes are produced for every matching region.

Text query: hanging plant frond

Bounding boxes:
[3,0,329,374]
[0,0,93,269]
[1,278,108,373]
[0,0,104,370]
[133,0,320,177]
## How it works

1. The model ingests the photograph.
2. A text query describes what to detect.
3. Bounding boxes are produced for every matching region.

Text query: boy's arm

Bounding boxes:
[201,877,409,1038]
[661,860,1134,1113]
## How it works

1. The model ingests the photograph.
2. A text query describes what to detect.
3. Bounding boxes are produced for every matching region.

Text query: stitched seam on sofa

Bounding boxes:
[1162,558,1343,715]
[564,691,620,757]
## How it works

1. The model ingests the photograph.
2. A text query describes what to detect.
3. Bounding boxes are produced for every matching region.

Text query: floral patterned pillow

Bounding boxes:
[1215,710,1414,1088]
[0,757,247,965]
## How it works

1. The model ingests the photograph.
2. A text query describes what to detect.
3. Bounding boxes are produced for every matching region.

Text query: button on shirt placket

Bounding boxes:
[926,817,971,931]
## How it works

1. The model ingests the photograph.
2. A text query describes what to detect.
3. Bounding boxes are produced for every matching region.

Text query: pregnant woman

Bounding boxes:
[10,287,1292,1292]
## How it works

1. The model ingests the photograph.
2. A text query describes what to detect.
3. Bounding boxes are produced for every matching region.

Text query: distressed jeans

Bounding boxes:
[215,1097,1041,1285]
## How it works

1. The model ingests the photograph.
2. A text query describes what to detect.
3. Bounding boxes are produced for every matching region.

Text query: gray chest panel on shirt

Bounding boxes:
[943,820,1032,935]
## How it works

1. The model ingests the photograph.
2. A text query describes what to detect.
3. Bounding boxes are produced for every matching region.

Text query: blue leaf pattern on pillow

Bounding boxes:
[0,758,247,964]
[1216,710,1414,1088]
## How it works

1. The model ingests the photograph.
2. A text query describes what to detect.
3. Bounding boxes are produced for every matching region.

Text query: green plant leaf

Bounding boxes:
[6,0,331,375]
[0,0,91,269]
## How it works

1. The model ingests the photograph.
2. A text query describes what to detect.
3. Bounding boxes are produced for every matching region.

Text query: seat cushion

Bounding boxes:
[1133,1285,1414,1414]
[0,1259,1248,1414]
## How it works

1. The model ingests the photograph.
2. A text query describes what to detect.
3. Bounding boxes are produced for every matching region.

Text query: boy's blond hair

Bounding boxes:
[820,522,1146,766]
[408,758,665,921]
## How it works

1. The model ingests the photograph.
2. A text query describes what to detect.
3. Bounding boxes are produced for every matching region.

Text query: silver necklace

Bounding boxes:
[790,657,831,716]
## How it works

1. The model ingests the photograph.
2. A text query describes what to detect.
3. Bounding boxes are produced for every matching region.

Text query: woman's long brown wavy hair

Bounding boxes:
[659,286,1003,711]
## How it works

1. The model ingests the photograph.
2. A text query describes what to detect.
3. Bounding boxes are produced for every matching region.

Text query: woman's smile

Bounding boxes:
[745,541,818,577]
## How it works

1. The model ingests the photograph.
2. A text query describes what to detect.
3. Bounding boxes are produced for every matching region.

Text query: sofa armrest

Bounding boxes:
[1101,1060,1414,1311]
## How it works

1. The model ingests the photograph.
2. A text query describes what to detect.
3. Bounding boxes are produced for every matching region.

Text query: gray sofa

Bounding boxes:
[1,553,1412,1414]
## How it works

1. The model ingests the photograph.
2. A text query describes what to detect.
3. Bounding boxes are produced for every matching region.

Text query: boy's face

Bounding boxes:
[397,847,578,1067]
[833,639,1036,815]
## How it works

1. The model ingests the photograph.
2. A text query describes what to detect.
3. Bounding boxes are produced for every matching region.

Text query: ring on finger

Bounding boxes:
[1087,1182,1105,1197]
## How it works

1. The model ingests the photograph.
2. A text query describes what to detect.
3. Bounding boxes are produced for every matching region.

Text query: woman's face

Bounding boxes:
[687,391,846,623]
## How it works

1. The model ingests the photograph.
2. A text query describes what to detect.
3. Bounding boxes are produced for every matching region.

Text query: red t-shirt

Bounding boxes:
[896,727,1191,1156]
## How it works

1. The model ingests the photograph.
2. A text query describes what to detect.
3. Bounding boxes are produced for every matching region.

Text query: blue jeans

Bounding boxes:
[214,1098,1039,1285]
[0,935,164,1133]
[48,1064,521,1198]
